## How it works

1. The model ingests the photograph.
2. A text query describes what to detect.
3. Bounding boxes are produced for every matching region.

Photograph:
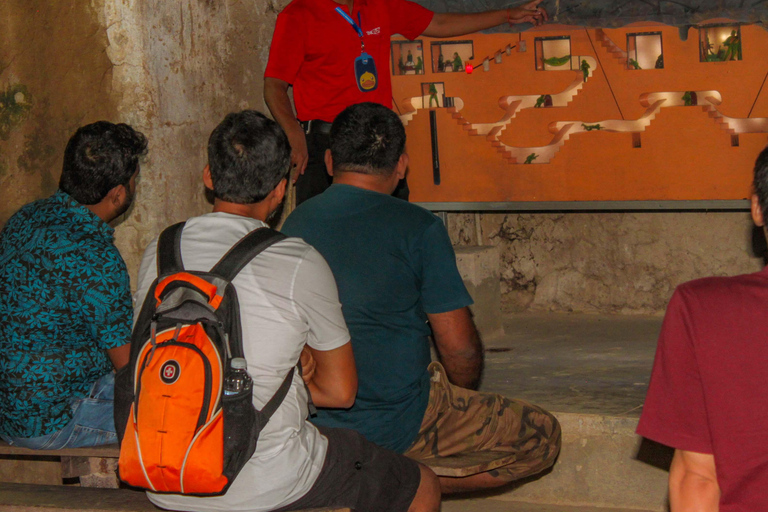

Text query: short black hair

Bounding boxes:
[59,121,148,205]
[207,110,291,204]
[330,102,405,176]
[753,145,768,225]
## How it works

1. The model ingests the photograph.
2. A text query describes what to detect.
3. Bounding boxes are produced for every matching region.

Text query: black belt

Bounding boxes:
[300,119,332,136]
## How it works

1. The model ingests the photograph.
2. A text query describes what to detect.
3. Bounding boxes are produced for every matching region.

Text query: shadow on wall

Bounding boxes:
[635,437,673,472]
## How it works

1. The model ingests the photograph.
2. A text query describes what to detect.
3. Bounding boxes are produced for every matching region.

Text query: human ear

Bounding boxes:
[751,194,764,227]
[203,165,214,190]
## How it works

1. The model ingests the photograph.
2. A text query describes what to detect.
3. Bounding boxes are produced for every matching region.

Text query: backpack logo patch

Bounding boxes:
[160,360,180,384]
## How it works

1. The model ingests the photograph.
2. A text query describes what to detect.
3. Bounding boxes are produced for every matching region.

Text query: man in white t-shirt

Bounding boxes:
[133,110,440,512]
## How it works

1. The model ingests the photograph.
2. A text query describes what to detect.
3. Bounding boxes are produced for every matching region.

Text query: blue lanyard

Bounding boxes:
[335,7,365,51]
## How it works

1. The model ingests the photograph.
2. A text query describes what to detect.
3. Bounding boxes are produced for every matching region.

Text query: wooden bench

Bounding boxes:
[0,440,514,486]
[0,443,120,488]
[423,450,518,478]
[0,482,350,512]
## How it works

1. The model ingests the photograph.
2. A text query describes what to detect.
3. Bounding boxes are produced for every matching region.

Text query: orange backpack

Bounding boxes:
[114,222,290,496]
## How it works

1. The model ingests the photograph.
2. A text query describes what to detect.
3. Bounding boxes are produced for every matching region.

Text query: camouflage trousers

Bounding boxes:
[404,362,561,481]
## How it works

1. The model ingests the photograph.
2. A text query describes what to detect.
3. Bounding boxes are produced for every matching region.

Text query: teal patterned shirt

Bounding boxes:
[0,190,132,438]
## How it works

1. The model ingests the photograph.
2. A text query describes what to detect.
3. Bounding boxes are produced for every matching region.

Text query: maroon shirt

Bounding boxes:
[265,0,433,122]
[637,268,768,511]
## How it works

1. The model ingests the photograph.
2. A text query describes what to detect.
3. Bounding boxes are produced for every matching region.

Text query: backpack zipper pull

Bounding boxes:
[147,320,159,365]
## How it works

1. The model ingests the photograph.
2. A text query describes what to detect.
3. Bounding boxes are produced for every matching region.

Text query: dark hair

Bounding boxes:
[59,121,148,204]
[330,102,406,176]
[207,110,291,204]
[754,145,768,225]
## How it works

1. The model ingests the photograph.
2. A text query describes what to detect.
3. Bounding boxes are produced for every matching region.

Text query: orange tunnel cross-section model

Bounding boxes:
[391,24,768,205]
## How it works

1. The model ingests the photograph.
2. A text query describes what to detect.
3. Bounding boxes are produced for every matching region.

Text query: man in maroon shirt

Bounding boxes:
[264,0,547,204]
[637,145,768,511]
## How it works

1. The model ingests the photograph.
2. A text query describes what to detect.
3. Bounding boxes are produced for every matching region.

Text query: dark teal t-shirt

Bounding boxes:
[282,184,473,452]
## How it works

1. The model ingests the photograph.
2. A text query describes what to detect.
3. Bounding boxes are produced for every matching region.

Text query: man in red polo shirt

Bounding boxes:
[264,0,547,204]
[637,145,768,511]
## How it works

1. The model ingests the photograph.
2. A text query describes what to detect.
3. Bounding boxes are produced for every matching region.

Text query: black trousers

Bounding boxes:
[294,125,410,206]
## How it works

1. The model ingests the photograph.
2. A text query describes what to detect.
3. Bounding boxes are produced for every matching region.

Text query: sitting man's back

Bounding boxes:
[282,102,561,493]
[637,145,768,511]
[0,121,147,449]
[132,110,440,512]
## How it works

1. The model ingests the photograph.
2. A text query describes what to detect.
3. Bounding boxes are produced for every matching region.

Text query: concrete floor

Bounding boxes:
[480,313,663,417]
[439,313,666,512]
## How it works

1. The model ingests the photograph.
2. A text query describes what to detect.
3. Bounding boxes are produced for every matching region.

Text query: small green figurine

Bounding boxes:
[406,50,414,64]
[452,52,463,72]
[429,83,439,108]
[542,55,571,67]
[655,54,664,69]
[723,30,741,61]
[415,56,423,74]
[398,56,405,74]
[524,153,538,164]
[682,91,694,106]
[580,59,591,82]
[581,123,603,131]
[534,95,546,108]
[438,53,445,72]
[628,58,641,70]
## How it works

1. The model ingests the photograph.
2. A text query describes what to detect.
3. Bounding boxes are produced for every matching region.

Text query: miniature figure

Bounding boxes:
[524,153,538,164]
[429,83,439,108]
[723,30,741,61]
[580,59,591,82]
[542,55,570,67]
[452,52,463,72]
[581,123,603,131]
[628,58,641,70]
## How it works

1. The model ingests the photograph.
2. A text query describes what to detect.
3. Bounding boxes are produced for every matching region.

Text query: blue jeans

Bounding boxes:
[1,373,117,449]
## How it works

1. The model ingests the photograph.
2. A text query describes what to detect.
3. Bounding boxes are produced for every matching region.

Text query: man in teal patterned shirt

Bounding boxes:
[0,121,146,449]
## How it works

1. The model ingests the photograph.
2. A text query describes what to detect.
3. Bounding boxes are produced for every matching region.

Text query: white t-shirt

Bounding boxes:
[133,212,350,512]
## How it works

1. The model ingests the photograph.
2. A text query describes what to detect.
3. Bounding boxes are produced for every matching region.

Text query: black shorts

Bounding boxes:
[271,426,421,512]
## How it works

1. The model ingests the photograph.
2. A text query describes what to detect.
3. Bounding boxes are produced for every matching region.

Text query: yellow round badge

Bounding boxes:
[360,71,377,91]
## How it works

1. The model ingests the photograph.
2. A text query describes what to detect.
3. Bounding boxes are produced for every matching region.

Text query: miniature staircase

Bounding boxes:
[703,105,736,135]
[595,29,628,67]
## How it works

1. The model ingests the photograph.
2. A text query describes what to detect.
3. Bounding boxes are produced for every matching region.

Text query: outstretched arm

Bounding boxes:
[422,0,547,38]
[428,307,483,389]
[264,77,308,180]
[669,449,719,512]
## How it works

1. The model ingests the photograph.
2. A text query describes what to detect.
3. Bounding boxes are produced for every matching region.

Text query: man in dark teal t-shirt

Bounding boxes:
[282,102,561,494]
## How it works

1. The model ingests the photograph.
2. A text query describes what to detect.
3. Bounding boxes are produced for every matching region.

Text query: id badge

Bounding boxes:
[355,52,378,92]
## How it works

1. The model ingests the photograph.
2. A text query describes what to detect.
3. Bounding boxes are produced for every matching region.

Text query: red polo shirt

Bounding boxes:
[637,268,768,511]
[265,0,433,122]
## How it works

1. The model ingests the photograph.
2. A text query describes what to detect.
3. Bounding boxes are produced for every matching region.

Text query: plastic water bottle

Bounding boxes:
[224,357,252,396]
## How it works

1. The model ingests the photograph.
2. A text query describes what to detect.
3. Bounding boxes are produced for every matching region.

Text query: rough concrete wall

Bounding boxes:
[103,0,286,282]
[2,0,286,287]
[447,212,764,314]
[0,0,118,225]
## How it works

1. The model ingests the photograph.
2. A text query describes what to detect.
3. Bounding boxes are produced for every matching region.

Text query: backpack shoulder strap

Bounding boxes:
[211,227,287,281]
[157,222,186,276]
[260,367,295,420]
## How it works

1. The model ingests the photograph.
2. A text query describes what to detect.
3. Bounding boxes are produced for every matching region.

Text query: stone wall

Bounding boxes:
[447,212,765,314]
[102,0,287,281]
[0,1,118,227]
[1,0,289,286]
